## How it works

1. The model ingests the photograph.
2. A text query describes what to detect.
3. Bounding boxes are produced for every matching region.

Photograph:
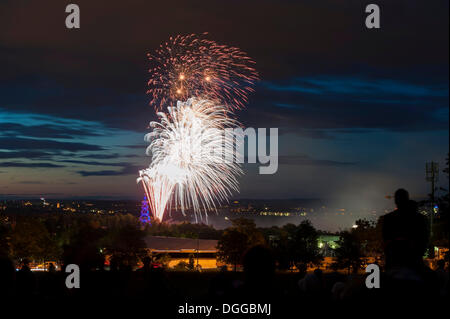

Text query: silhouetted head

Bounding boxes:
[313,268,323,279]
[331,281,345,301]
[242,245,275,282]
[394,188,410,209]
[0,257,15,276]
[0,257,15,295]
[298,273,323,294]
[142,256,151,268]
[109,257,118,271]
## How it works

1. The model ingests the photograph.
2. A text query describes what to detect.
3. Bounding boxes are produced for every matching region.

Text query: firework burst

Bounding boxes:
[147,33,259,111]
[138,98,242,222]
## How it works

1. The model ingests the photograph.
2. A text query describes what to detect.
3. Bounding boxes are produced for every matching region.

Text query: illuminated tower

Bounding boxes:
[139,196,151,225]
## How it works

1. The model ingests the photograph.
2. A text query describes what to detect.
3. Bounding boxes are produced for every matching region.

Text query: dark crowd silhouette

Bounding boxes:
[0,189,448,314]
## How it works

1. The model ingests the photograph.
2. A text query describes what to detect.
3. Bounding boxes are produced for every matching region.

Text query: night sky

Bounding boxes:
[0,0,448,207]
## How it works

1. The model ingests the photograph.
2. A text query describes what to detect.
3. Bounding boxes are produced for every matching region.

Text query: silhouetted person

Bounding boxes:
[135,256,152,293]
[331,281,345,301]
[380,188,438,300]
[136,257,170,301]
[0,256,15,298]
[109,256,119,272]
[138,256,152,273]
[235,245,277,301]
[16,259,36,297]
[381,189,428,270]
[208,265,232,299]
[435,259,448,296]
[297,263,307,279]
[298,268,325,298]
[48,262,56,273]
[41,262,61,298]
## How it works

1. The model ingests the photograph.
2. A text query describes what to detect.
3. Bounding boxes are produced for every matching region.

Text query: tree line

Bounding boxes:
[216,217,384,273]
[1,190,448,273]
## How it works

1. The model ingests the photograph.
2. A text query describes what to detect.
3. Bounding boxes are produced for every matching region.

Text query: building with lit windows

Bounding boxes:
[144,236,219,269]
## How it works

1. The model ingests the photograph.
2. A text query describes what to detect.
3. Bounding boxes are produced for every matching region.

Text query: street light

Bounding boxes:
[426,161,439,257]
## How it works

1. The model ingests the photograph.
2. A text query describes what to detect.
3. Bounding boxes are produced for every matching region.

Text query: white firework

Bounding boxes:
[138,98,242,222]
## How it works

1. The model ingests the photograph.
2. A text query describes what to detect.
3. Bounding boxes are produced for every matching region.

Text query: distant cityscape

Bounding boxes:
[0,197,395,232]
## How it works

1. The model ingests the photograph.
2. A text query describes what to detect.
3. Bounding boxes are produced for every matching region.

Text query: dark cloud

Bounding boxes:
[0,162,65,168]
[0,137,103,151]
[76,163,140,176]
[79,153,138,159]
[17,181,45,184]
[59,159,129,167]
[0,0,447,132]
[120,144,147,149]
[0,122,102,139]
[278,129,336,139]
[278,155,356,167]
[77,170,125,177]
[0,151,54,159]
[0,150,137,163]
[241,76,448,135]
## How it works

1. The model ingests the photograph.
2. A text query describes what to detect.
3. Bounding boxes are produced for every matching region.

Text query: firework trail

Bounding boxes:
[138,168,176,222]
[138,98,242,222]
[147,33,259,111]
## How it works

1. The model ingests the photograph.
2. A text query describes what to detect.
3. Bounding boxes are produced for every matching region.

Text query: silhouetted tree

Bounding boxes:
[10,217,60,261]
[333,230,363,274]
[290,220,323,270]
[62,221,105,270]
[354,219,383,264]
[263,225,292,270]
[217,218,265,271]
[231,218,266,245]
[0,215,10,257]
[265,221,322,270]
[102,224,147,269]
[217,228,249,271]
